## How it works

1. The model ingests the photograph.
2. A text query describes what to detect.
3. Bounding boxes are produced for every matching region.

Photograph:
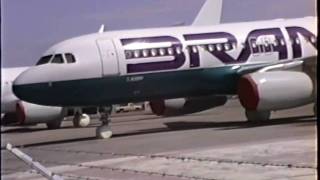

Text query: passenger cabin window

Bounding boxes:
[36,55,53,65]
[51,54,64,64]
[134,50,140,58]
[151,49,157,56]
[208,44,214,52]
[310,36,316,43]
[192,46,198,53]
[224,43,231,51]
[167,47,174,55]
[216,44,222,51]
[125,51,133,59]
[273,39,279,46]
[175,47,182,54]
[65,53,76,63]
[159,48,166,56]
[232,42,237,49]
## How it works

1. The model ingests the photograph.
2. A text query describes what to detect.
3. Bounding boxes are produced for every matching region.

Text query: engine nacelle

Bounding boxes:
[238,71,313,111]
[3,101,65,125]
[150,95,227,116]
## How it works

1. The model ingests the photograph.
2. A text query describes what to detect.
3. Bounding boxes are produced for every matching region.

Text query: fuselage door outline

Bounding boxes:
[96,39,120,77]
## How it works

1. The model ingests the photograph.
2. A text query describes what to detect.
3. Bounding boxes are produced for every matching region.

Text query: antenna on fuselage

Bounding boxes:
[98,24,105,33]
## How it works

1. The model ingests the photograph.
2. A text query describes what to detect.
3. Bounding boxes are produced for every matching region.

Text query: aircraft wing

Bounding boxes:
[237,56,316,75]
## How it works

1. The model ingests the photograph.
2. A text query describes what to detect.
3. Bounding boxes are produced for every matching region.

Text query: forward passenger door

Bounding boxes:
[96,39,120,76]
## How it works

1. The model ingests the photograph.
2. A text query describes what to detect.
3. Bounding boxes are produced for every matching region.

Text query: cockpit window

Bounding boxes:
[65,53,76,63]
[36,55,52,65]
[51,54,64,64]
[36,53,75,65]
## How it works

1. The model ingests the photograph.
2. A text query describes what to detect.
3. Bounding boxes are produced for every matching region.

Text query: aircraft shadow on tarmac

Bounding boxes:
[0,123,100,134]
[3,115,315,149]
[0,114,160,134]
[115,115,316,136]
[164,115,316,131]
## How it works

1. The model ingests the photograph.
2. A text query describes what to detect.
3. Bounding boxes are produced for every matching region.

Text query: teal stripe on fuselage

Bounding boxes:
[14,66,241,107]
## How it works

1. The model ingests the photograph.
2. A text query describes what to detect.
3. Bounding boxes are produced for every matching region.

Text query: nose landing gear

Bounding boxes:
[96,106,113,139]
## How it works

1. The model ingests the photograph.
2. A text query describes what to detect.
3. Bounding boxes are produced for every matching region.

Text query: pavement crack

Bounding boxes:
[34,159,219,180]
[29,147,317,170]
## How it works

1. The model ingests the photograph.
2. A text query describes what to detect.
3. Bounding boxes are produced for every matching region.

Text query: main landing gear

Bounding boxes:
[245,110,271,122]
[46,119,63,129]
[96,106,113,139]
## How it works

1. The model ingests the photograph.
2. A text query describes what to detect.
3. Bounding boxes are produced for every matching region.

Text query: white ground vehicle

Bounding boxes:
[115,103,144,113]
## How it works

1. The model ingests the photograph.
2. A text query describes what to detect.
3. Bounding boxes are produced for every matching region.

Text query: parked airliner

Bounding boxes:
[13,0,317,138]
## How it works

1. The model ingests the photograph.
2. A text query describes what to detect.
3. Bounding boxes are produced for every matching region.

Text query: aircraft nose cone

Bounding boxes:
[12,71,32,101]
[12,67,59,106]
[12,68,43,105]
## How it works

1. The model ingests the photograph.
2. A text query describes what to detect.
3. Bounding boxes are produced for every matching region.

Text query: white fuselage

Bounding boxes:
[16,17,317,83]
[12,17,317,107]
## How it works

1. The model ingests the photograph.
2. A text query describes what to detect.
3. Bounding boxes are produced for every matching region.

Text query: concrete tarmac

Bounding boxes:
[1,100,317,180]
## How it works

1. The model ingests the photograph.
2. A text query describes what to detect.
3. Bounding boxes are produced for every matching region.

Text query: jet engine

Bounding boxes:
[238,71,313,111]
[2,101,65,129]
[149,95,227,116]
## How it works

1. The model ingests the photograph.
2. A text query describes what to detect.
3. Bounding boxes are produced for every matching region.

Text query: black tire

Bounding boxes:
[46,119,62,129]
[245,110,271,122]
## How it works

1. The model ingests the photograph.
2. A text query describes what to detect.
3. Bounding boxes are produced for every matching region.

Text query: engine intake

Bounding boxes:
[238,71,313,111]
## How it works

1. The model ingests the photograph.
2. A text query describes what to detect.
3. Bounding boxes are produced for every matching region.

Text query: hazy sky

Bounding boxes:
[1,0,316,67]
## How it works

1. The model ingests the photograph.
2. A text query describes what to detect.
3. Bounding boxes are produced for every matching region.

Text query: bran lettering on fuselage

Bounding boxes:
[121,36,185,73]
[286,26,317,59]
[184,28,287,65]
[121,26,316,74]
